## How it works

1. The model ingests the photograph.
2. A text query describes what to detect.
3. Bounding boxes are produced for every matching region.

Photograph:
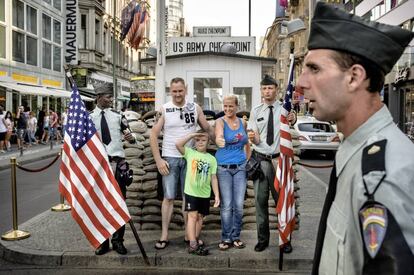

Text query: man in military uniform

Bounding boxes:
[296,3,414,274]
[90,82,135,255]
[247,75,296,252]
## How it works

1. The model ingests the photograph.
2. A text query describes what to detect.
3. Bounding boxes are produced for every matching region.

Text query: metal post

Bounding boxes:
[1,157,30,241]
[155,0,166,110]
[112,0,118,110]
[248,0,251,36]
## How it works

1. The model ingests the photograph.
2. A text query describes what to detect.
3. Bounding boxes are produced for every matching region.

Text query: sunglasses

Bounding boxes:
[179,108,184,120]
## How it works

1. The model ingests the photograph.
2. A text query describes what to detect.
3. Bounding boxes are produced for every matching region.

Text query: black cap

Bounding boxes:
[308,2,414,74]
[94,82,114,95]
[260,74,278,86]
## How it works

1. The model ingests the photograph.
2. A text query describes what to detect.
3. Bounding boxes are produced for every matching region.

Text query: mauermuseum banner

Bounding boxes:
[65,0,78,64]
[167,36,256,56]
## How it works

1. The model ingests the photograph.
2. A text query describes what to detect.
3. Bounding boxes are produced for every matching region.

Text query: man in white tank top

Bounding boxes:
[150,77,214,249]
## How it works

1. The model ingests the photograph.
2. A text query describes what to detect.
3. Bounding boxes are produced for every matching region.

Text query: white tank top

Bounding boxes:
[162,101,198,157]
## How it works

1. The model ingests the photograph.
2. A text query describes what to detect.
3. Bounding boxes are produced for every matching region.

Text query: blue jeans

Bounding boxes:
[217,162,247,242]
[162,157,186,199]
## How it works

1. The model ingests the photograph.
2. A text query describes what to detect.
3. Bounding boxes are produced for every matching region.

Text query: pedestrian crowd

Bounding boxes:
[0,104,68,153]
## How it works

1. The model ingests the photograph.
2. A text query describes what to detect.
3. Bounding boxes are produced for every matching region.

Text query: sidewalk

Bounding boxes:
[0,163,326,273]
[0,143,62,171]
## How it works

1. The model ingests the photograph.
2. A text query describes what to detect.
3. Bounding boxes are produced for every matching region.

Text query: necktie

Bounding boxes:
[266,105,274,146]
[100,110,111,145]
[312,162,338,275]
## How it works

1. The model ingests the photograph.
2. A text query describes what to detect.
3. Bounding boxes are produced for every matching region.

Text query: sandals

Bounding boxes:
[188,245,209,256]
[218,241,232,251]
[233,239,246,249]
[154,240,169,250]
[184,239,205,247]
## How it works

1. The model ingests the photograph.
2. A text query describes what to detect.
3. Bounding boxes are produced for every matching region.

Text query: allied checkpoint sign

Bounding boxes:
[167,36,256,56]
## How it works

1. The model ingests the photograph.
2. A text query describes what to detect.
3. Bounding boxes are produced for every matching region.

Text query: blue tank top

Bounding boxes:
[215,118,248,165]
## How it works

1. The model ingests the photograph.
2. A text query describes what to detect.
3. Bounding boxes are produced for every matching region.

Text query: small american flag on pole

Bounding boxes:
[274,53,296,249]
[59,71,131,249]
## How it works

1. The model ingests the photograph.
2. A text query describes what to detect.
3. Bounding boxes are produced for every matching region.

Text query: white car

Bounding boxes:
[294,116,340,158]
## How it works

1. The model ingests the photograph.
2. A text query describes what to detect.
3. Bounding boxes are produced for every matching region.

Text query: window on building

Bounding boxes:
[42,14,51,40]
[26,5,37,34]
[42,42,51,69]
[80,14,87,49]
[0,26,5,58]
[53,0,61,11]
[53,19,61,44]
[27,36,37,65]
[103,26,107,55]
[233,87,252,112]
[12,0,24,29]
[0,0,5,22]
[53,45,61,71]
[95,19,101,52]
[43,0,51,5]
[42,13,61,71]
[12,30,25,62]
[193,78,223,112]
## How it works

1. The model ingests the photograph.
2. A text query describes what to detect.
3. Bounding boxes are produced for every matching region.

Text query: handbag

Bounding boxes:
[246,153,263,181]
[116,159,133,187]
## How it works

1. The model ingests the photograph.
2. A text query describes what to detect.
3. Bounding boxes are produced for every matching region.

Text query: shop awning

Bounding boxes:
[0,81,94,101]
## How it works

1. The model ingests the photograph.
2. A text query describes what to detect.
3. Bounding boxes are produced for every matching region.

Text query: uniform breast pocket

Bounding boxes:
[256,119,267,133]
[320,202,347,275]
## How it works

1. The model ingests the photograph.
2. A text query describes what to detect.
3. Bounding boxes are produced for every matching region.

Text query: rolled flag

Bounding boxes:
[120,0,137,41]
[127,4,142,46]
[131,6,148,49]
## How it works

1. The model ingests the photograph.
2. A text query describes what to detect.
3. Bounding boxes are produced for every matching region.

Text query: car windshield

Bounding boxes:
[298,123,333,133]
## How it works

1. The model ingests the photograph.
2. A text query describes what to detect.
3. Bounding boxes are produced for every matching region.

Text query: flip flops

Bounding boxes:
[154,240,169,250]
[218,241,232,251]
[233,239,246,249]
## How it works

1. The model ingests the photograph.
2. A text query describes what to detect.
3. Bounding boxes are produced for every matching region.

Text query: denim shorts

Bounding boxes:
[162,157,187,199]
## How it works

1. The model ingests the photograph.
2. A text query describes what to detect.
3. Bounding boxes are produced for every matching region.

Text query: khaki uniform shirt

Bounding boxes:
[90,106,125,158]
[247,101,282,155]
[319,106,414,275]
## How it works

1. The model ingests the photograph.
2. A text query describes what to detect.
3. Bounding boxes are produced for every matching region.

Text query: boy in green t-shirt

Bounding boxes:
[176,131,220,256]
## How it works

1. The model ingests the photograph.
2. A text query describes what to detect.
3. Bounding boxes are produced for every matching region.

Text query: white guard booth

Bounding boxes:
[141,51,276,113]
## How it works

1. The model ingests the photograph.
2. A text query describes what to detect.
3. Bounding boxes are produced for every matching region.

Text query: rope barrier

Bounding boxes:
[16,153,61,173]
[296,161,334,169]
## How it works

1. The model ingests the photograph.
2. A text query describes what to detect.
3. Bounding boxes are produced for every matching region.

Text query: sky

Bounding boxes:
[183,0,277,51]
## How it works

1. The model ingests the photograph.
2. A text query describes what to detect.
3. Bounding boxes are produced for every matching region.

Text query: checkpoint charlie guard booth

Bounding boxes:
[141,26,277,113]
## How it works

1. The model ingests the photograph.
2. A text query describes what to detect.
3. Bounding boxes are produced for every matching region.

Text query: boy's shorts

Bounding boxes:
[184,194,210,216]
[162,157,186,199]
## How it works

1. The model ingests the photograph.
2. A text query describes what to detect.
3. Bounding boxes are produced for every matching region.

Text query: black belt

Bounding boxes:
[219,163,243,169]
[108,156,123,163]
[254,151,280,161]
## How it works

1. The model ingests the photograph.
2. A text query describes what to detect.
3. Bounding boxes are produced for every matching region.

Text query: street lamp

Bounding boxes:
[282,18,306,36]
[259,18,305,56]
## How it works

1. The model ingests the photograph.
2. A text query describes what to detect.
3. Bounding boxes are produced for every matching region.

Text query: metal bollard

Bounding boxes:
[51,148,70,212]
[1,157,30,241]
[51,194,71,212]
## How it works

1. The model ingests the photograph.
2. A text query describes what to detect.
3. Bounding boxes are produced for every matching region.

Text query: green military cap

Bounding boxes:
[94,82,114,95]
[260,74,278,86]
[308,2,414,74]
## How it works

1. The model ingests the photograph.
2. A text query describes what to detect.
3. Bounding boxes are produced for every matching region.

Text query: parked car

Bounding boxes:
[294,116,341,158]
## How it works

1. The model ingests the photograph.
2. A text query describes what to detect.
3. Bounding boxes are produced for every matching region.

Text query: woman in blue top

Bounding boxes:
[215,95,250,250]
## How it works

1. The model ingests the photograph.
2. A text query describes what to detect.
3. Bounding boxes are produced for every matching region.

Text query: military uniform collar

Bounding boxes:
[335,105,393,177]
[94,106,111,113]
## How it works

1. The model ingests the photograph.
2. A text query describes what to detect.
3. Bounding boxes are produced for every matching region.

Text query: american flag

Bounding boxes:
[274,53,296,248]
[59,73,131,249]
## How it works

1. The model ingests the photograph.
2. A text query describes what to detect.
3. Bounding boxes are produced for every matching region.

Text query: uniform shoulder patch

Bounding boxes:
[362,139,387,175]
[359,202,388,258]
[110,109,120,114]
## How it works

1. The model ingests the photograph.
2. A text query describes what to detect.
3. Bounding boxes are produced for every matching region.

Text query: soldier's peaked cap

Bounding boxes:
[261,74,278,86]
[308,2,414,74]
[94,82,114,95]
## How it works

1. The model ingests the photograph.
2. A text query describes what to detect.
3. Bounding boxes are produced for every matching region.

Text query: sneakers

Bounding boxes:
[188,245,209,256]
[0,150,5,153]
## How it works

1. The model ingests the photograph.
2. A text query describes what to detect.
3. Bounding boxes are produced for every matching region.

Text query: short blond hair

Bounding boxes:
[223,95,238,106]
